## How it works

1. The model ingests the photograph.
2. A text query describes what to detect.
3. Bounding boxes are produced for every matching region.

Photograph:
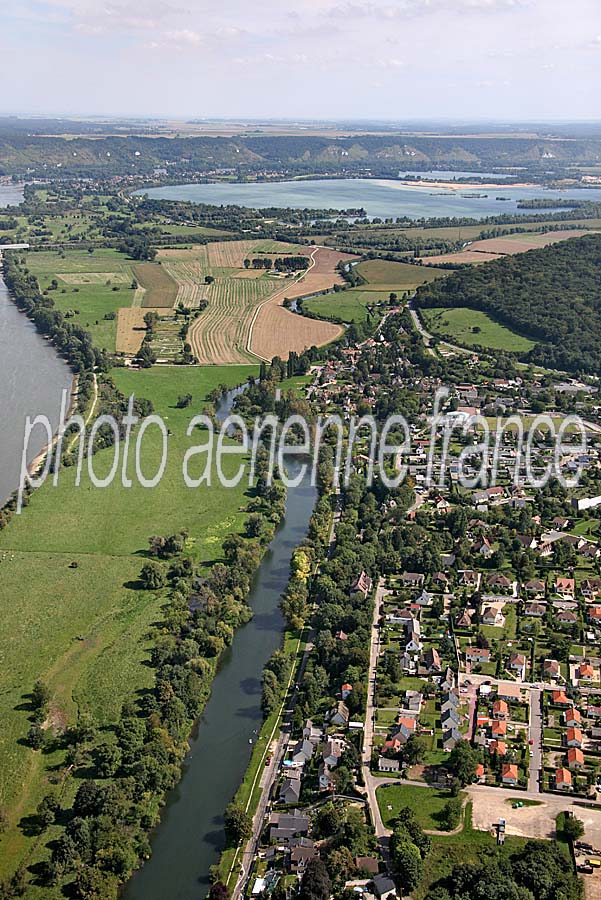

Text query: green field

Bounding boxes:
[421,306,536,352]
[357,258,449,287]
[0,364,258,883]
[377,783,465,830]
[28,249,138,353]
[303,289,385,323]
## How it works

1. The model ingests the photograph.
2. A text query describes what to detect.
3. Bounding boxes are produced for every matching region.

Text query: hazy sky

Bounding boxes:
[1,0,600,121]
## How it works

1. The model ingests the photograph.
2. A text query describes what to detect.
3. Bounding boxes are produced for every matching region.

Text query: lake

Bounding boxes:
[136,177,601,220]
[0,184,25,208]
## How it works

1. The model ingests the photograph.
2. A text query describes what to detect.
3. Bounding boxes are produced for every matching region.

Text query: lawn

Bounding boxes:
[421,306,536,352]
[376,783,465,830]
[303,290,384,324]
[0,364,258,882]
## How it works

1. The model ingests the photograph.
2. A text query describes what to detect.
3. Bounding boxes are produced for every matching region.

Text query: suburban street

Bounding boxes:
[528,687,543,793]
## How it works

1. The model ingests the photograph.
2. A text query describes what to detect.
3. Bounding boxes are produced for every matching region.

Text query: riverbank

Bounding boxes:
[123,453,317,900]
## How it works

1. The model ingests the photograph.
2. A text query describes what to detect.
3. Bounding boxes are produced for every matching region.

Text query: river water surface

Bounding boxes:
[123,399,317,900]
[0,273,73,504]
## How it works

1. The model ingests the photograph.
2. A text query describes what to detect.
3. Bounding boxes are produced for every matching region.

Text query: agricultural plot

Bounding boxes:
[189,274,280,364]
[57,271,131,285]
[356,258,445,286]
[421,306,536,352]
[116,307,148,354]
[28,250,139,353]
[163,260,207,309]
[134,261,179,308]
[303,289,385,324]
[420,229,597,266]
[250,248,352,360]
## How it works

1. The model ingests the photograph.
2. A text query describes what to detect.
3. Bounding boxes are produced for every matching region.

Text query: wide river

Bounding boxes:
[136,177,601,220]
[124,392,317,900]
[0,186,72,505]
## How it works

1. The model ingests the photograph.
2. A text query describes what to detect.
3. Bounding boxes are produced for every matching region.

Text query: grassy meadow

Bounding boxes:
[421,306,536,352]
[302,289,385,323]
[0,364,258,882]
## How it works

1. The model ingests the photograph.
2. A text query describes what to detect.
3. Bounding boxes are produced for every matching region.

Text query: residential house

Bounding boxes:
[290,845,318,874]
[567,748,585,769]
[474,537,493,558]
[492,699,509,720]
[565,709,582,728]
[351,571,373,597]
[355,857,379,876]
[303,719,322,746]
[491,720,507,738]
[280,772,302,805]
[524,578,545,595]
[466,647,491,664]
[557,610,578,625]
[330,702,350,728]
[543,659,560,680]
[401,572,425,588]
[291,739,315,766]
[341,683,353,700]
[269,810,310,843]
[442,708,460,729]
[508,652,527,679]
[577,663,595,681]
[322,738,345,768]
[443,728,462,750]
[587,607,601,625]
[555,767,572,790]
[552,690,571,707]
[422,647,442,673]
[378,756,401,773]
[556,577,575,597]
[501,763,519,785]
[432,572,450,589]
[525,602,546,618]
[566,727,583,748]
[581,578,601,600]
[456,609,474,628]
[415,589,433,607]
[440,667,456,692]
[481,605,505,627]
[489,740,507,756]
[487,573,512,591]
[460,570,481,589]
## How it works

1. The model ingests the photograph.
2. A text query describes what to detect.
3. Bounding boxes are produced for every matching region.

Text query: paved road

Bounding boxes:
[528,688,543,793]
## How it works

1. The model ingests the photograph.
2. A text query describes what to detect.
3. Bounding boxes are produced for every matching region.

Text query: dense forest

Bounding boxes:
[415,233,601,375]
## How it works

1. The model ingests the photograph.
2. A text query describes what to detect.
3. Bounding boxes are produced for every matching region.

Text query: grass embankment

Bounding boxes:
[0,364,258,884]
[421,306,536,352]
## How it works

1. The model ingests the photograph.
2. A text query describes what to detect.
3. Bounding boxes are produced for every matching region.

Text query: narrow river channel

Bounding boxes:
[124,390,317,900]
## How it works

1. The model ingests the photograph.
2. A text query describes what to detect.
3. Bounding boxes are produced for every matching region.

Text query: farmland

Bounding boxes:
[134,261,178,308]
[421,306,537,352]
[420,229,598,266]
[0,364,258,884]
[303,289,385,323]
[356,258,446,287]
[249,247,352,360]
[160,242,350,363]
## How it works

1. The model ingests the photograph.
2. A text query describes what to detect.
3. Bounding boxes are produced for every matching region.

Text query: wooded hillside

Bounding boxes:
[415,233,601,375]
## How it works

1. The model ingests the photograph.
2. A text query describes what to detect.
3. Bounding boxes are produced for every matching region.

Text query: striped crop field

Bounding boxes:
[188,275,280,364]
[162,260,207,309]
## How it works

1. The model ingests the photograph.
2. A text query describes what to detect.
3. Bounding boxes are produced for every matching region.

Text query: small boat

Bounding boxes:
[248,738,253,744]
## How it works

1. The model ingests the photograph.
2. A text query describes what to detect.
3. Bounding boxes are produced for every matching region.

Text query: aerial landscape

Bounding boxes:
[2,1,601,900]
